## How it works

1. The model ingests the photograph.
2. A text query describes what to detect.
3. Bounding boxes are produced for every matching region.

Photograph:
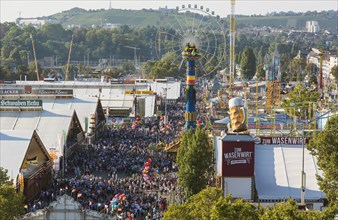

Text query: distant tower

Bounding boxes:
[182,43,201,131]
[109,0,112,10]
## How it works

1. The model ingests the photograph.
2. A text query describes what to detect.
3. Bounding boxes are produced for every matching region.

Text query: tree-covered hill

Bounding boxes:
[45,8,337,32]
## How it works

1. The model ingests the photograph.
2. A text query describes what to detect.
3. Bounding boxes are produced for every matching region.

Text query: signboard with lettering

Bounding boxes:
[222,140,255,177]
[0,89,73,96]
[259,136,309,145]
[0,99,42,107]
[31,89,73,95]
[124,90,154,95]
[0,89,23,95]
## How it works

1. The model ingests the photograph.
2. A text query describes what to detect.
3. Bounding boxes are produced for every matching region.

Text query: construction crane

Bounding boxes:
[124,45,141,78]
[65,34,74,81]
[310,48,323,89]
[30,34,39,81]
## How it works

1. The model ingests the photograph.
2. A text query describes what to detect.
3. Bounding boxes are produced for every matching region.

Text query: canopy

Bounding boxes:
[214,117,230,124]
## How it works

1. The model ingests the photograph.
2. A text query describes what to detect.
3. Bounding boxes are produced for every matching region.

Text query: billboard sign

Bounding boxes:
[0,99,42,107]
[222,141,255,177]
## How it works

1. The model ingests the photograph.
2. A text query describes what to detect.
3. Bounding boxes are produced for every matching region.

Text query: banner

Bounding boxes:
[0,99,42,107]
[222,141,255,177]
[258,136,309,145]
[84,117,88,132]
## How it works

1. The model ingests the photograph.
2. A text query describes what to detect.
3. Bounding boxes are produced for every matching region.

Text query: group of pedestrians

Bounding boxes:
[27,99,190,219]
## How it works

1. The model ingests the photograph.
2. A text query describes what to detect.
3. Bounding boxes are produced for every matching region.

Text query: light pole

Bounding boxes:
[162,86,171,125]
[301,122,306,205]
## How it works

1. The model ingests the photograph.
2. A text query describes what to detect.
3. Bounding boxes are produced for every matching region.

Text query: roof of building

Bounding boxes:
[255,144,324,200]
[0,110,74,150]
[0,130,34,180]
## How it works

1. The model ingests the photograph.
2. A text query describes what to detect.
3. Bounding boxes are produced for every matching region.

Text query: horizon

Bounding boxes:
[1,0,337,23]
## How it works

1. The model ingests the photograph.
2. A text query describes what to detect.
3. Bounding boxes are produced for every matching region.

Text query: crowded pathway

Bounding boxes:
[26,99,190,219]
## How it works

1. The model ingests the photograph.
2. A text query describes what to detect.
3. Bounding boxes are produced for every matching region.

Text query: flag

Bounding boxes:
[84,117,88,132]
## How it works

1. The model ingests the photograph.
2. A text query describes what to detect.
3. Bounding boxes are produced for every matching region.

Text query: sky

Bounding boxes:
[1,0,337,22]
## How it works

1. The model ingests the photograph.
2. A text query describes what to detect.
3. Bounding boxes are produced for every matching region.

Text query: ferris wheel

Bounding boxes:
[155,4,227,78]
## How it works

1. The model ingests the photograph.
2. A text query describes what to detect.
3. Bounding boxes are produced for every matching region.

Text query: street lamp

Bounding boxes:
[162,86,171,125]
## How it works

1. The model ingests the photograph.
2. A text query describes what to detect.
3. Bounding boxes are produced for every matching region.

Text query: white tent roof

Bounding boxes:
[255,144,324,200]
[0,130,33,181]
[0,110,73,151]
[149,82,181,100]
[42,96,98,131]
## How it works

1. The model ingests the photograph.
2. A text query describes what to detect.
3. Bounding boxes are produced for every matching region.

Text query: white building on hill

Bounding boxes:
[306,21,320,33]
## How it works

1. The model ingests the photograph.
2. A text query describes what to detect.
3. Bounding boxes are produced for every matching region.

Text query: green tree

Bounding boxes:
[144,51,182,79]
[305,63,319,86]
[176,126,214,197]
[210,196,261,220]
[121,60,136,74]
[0,167,25,219]
[240,46,256,80]
[281,83,320,119]
[307,115,338,203]
[256,63,265,80]
[164,188,261,220]
[257,46,265,65]
[289,57,307,82]
[260,199,325,220]
[27,61,42,80]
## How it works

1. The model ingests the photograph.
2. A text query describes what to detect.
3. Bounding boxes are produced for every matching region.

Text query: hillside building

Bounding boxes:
[306,21,320,33]
[16,17,58,28]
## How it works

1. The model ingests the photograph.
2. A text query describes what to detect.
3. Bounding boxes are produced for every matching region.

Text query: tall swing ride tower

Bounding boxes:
[183,43,201,131]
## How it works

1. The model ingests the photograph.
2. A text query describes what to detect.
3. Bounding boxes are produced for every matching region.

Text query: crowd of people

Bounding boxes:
[26,99,193,219]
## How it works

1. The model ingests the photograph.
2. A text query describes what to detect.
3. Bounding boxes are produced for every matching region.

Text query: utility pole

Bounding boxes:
[301,122,306,206]
[124,45,141,77]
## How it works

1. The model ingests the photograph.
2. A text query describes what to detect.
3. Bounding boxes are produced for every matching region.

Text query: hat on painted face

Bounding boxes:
[229,97,244,108]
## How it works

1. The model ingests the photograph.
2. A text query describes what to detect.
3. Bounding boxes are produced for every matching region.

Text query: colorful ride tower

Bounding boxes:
[182,43,201,131]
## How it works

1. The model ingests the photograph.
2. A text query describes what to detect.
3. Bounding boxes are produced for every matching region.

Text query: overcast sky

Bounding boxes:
[1,0,337,22]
